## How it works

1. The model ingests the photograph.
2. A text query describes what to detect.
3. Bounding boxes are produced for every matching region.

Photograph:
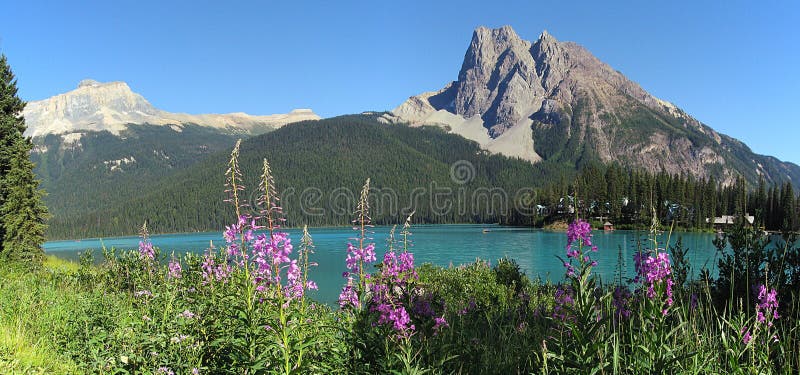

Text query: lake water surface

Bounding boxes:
[45,224,724,305]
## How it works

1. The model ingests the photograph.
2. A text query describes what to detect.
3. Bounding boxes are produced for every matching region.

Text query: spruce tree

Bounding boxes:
[0,54,48,262]
[1,138,48,261]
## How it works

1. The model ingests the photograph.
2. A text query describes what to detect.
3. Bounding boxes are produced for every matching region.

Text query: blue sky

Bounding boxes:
[2,1,799,163]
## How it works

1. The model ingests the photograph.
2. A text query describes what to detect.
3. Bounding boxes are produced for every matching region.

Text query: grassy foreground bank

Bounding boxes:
[1,231,799,374]
[4,142,800,374]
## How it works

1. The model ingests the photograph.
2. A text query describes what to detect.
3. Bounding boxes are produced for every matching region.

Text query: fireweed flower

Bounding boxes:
[284,259,304,299]
[741,326,753,345]
[339,243,376,307]
[167,257,182,279]
[223,223,239,244]
[566,219,598,253]
[553,285,575,322]
[368,248,421,335]
[138,240,155,260]
[380,250,417,283]
[344,243,376,274]
[251,233,290,282]
[634,250,674,312]
[340,178,376,308]
[612,286,633,319]
[433,316,449,332]
[563,219,597,277]
[137,222,155,260]
[339,277,360,308]
[756,284,779,327]
[201,250,230,284]
[375,303,415,337]
[412,297,435,317]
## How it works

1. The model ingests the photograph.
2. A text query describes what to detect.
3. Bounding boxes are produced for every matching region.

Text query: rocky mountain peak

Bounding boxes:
[24,80,320,137]
[77,79,101,88]
[453,26,542,137]
[389,26,800,186]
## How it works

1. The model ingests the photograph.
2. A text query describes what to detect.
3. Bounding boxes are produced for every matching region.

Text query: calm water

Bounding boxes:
[45,224,723,305]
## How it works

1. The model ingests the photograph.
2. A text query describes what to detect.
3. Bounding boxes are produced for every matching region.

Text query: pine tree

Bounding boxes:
[1,138,48,261]
[0,55,25,249]
[780,181,796,232]
[0,54,48,262]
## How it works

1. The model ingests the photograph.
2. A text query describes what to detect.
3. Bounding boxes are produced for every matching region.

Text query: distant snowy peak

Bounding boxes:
[23,80,320,137]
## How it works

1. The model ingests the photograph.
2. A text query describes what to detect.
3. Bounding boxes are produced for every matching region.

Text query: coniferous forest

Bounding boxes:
[38,114,800,239]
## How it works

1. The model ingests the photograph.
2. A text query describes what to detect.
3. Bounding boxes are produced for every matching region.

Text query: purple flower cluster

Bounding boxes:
[339,277,360,309]
[380,250,417,283]
[220,214,316,302]
[368,249,421,336]
[224,216,258,259]
[741,285,780,345]
[612,286,633,319]
[201,250,231,284]
[553,285,575,322]
[742,326,753,345]
[433,316,449,334]
[344,243,376,275]
[566,219,597,254]
[375,303,414,334]
[756,284,779,327]
[251,232,291,290]
[138,240,155,260]
[338,242,376,307]
[563,219,598,277]
[168,257,182,279]
[634,250,674,312]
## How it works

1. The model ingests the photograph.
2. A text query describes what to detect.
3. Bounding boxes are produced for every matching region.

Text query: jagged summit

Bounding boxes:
[23,79,320,137]
[388,26,800,185]
[77,79,102,88]
[538,29,555,41]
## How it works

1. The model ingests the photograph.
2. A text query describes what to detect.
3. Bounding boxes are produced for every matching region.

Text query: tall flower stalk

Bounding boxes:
[371,212,418,338]
[634,210,675,316]
[339,178,376,309]
[138,222,155,261]
[212,146,318,374]
[552,219,611,373]
[224,139,246,220]
[299,225,318,312]
[258,158,284,238]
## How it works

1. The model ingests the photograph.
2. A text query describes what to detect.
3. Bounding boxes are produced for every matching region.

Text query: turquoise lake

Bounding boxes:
[45,224,724,305]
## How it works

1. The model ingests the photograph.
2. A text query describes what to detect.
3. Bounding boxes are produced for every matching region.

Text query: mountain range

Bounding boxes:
[22,26,800,238]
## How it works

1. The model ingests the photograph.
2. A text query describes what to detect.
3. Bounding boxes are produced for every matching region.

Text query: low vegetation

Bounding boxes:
[2,141,800,374]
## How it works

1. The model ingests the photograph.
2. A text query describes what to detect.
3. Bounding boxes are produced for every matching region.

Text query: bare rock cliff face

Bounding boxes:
[390,26,800,186]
